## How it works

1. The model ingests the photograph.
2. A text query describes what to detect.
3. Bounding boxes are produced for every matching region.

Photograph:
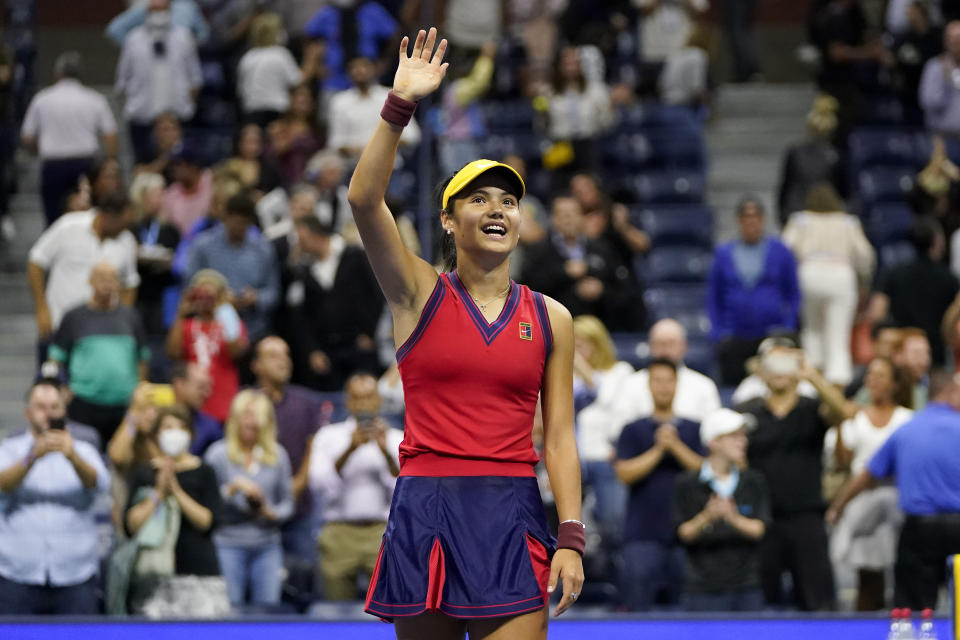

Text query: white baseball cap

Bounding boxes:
[700,408,747,445]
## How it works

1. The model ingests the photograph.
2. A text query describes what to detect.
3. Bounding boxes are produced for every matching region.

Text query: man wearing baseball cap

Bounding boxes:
[673,408,771,611]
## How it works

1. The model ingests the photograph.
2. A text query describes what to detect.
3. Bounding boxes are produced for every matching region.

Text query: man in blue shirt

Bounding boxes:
[707,196,800,385]
[0,380,110,614]
[828,370,960,609]
[185,192,280,343]
[615,358,705,610]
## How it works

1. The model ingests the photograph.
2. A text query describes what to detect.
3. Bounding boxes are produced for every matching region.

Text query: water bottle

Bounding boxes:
[215,303,242,341]
[918,608,937,640]
[888,609,902,640]
[900,608,916,640]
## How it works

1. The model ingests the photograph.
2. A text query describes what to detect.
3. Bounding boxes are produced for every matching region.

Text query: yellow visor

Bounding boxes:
[441,159,526,210]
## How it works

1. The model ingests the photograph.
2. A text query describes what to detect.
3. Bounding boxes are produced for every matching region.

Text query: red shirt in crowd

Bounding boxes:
[181,317,246,421]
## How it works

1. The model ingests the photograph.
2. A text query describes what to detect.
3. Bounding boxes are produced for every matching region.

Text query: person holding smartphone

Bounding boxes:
[0,380,110,614]
[735,342,840,611]
[308,372,402,601]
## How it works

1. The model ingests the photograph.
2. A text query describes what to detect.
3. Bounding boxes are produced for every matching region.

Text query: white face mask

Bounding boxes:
[158,428,191,458]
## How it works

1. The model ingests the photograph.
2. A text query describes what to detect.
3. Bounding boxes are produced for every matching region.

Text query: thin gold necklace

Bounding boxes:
[469,283,511,312]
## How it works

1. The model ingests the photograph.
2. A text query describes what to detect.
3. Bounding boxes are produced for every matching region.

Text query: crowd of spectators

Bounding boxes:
[3,0,960,620]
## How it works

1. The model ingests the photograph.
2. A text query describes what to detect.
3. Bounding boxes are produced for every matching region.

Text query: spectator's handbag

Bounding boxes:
[106,489,182,615]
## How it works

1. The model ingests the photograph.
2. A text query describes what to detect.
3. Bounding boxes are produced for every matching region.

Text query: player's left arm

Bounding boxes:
[540,295,585,616]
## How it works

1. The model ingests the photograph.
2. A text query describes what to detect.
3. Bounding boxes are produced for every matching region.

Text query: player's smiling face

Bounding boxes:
[443,186,521,254]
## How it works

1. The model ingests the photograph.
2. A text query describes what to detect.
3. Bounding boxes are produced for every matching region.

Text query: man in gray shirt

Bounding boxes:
[920,21,960,137]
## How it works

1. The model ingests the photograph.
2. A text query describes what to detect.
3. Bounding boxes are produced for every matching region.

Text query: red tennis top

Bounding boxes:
[396,272,554,477]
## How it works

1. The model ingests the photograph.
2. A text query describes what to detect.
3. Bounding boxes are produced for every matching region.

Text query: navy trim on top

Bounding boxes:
[396,277,446,363]
[448,272,521,346]
[532,292,553,360]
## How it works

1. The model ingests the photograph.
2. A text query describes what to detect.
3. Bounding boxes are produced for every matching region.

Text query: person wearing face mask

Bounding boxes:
[204,391,293,609]
[48,261,151,448]
[673,409,771,612]
[114,0,202,164]
[308,372,402,600]
[125,406,228,617]
[0,381,110,615]
[735,345,839,611]
[167,269,249,423]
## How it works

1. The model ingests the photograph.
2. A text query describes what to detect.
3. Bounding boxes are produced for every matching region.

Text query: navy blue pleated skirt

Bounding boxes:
[364,476,556,621]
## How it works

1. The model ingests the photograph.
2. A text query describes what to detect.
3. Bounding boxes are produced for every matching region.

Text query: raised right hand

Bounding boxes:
[392,28,449,103]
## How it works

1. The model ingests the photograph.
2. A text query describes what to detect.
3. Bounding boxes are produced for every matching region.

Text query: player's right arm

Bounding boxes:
[347,29,449,331]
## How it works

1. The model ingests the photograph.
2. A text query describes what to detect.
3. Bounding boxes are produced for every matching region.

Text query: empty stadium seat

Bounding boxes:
[857,165,915,208]
[615,103,701,133]
[632,205,714,247]
[611,332,649,369]
[684,338,716,377]
[482,133,543,162]
[860,95,904,126]
[387,170,418,206]
[643,285,710,339]
[848,128,921,172]
[181,126,234,166]
[482,99,536,132]
[878,241,917,269]
[617,170,707,204]
[642,247,713,284]
[865,201,914,245]
[603,130,705,171]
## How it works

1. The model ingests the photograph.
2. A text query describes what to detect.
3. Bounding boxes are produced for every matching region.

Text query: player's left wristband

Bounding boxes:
[381,91,417,128]
[557,519,586,556]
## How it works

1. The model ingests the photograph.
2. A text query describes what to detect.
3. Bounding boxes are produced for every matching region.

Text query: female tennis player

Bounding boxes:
[348,27,585,640]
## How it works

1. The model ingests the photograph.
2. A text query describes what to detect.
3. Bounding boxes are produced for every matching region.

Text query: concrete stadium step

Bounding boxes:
[706,83,816,241]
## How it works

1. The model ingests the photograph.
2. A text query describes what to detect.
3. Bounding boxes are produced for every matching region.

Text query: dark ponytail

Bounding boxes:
[434,172,458,272]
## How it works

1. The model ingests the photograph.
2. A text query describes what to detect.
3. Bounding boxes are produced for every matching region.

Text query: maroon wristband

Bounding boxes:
[380,91,417,128]
[557,520,586,556]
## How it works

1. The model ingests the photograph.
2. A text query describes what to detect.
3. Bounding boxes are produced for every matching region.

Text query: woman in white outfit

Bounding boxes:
[782,182,875,385]
[826,357,913,610]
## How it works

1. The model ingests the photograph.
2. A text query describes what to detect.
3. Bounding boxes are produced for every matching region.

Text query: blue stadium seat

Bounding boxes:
[387,170,418,206]
[482,133,544,162]
[194,96,237,128]
[181,126,235,166]
[611,332,649,369]
[848,128,921,172]
[615,103,701,133]
[603,130,705,171]
[643,247,713,284]
[684,337,716,377]
[632,205,714,247]
[857,165,915,208]
[617,170,707,204]
[860,95,904,126]
[482,99,536,132]
[865,202,914,245]
[643,285,710,338]
[879,241,917,269]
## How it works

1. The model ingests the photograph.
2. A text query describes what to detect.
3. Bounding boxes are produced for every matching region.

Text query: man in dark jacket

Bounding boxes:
[520,195,629,329]
[286,215,383,390]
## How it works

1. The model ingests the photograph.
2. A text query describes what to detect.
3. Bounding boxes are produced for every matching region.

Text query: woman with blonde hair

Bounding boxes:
[237,13,305,128]
[571,315,634,535]
[204,390,293,608]
[782,181,875,385]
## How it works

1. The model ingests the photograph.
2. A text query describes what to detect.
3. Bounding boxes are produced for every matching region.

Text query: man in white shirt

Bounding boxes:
[115,0,203,163]
[27,192,140,358]
[326,56,420,165]
[21,51,118,226]
[0,380,110,614]
[308,373,402,600]
[579,318,721,458]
